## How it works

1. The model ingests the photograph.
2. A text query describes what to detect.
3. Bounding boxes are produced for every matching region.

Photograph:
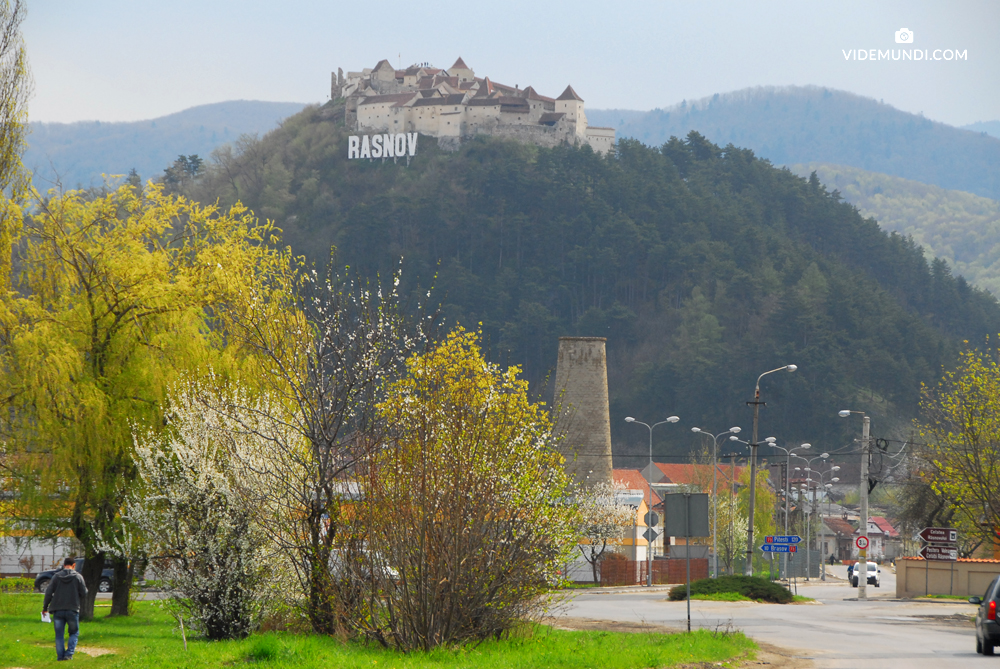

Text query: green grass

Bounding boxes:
[791,596,815,603]
[917,594,972,601]
[0,595,756,668]
[689,592,752,602]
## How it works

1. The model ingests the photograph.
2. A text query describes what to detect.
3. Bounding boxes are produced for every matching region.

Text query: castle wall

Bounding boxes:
[553,337,613,487]
[586,127,616,153]
[468,123,579,148]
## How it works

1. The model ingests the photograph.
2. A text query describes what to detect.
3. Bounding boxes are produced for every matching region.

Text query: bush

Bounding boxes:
[345,330,577,651]
[0,577,34,593]
[668,575,792,604]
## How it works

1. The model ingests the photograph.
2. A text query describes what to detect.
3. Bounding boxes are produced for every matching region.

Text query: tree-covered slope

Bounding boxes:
[599,86,1000,201]
[790,162,1000,296]
[179,104,1000,462]
[26,100,307,191]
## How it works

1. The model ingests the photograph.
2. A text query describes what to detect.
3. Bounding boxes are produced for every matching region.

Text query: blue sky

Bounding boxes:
[25,0,999,126]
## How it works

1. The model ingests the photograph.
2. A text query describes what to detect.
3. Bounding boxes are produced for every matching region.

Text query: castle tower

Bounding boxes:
[448,56,474,83]
[553,337,613,487]
[555,85,588,137]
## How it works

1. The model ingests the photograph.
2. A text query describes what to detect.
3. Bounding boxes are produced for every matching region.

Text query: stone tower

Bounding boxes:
[553,337,613,487]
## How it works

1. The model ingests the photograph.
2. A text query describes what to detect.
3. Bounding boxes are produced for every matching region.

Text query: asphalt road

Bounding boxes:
[558,565,989,668]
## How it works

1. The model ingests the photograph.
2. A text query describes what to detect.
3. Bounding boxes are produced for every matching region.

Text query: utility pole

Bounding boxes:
[858,415,870,600]
[745,365,796,576]
[745,393,763,576]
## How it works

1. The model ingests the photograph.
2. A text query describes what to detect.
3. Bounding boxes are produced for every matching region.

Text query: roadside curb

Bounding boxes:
[561,585,676,595]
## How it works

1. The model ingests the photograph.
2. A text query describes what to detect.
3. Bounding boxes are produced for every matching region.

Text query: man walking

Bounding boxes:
[42,557,88,661]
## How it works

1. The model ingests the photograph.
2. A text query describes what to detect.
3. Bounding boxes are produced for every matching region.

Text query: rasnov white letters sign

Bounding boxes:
[348,133,417,160]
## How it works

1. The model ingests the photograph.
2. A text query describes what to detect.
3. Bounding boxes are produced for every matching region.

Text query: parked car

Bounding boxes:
[851,561,880,588]
[33,558,115,593]
[971,576,1000,655]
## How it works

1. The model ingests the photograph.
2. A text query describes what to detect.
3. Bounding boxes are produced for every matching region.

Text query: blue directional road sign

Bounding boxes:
[763,535,802,545]
[760,544,798,553]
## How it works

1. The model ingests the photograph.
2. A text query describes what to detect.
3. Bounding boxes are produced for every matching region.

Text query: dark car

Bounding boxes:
[970,576,1000,655]
[33,558,114,594]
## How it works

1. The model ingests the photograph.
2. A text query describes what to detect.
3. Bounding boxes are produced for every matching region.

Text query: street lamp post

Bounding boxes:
[813,466,840,580]
[792,452,830,580]
[723,438,750,575]
[839,409,870,600]
[770,442,811,582]
[625,415,680,586]
[692,426,742,578]
[730,434,776,575]
[745,365,797,576]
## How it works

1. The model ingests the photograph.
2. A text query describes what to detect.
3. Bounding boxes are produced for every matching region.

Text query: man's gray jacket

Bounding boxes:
[43,568,88,613]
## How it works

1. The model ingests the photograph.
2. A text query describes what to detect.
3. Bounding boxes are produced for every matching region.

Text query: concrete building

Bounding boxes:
[333,58,615,153]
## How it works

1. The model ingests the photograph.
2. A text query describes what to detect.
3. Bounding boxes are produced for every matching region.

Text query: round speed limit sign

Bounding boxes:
[856,536,869,550]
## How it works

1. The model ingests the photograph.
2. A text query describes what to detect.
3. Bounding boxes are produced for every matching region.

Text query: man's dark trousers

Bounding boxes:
[53,610,80,660]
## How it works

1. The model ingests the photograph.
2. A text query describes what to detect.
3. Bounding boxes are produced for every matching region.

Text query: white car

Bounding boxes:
[852,561,880,588]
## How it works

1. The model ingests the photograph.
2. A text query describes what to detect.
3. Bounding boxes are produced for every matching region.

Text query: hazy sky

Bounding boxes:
[25,0,999,127]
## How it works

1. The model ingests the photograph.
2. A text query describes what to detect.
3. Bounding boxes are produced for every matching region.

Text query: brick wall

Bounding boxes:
[600,559,710,586]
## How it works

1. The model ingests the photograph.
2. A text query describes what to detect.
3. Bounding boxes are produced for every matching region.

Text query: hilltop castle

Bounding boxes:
[332,58,615,153]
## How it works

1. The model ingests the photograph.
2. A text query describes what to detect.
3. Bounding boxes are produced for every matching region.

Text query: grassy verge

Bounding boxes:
[791,596,816,603]
[0,594,755,668]
[690,592,752,602]
[917,594,972,601]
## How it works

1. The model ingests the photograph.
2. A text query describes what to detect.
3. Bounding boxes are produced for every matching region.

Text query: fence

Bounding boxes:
[781,550,822,579]
[600,558,709,586]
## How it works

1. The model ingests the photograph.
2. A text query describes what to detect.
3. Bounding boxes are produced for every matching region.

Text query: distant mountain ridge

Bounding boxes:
[592,86,1000,201]
[963,120,1000,140]
[26,100,308,191]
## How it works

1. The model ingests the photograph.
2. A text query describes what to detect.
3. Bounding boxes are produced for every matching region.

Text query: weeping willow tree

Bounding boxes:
[0,183,299,619]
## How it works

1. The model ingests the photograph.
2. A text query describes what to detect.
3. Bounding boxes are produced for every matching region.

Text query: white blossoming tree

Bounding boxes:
[199,261,432,635]
[575,481,636,583]
[128,389,285,640]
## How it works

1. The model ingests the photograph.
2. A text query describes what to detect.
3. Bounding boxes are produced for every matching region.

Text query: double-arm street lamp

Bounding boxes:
[792,451,830,580]
[745,365,797,575]
[770,441,811,581]
[838,409,871,600]
[625,415,680,586]
[691,426,742,578]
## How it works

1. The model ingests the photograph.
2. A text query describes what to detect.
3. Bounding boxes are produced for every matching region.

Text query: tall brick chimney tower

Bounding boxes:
[553,337,613,487]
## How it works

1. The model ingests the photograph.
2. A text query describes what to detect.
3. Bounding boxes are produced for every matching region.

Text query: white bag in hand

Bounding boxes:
[41,611,51,623]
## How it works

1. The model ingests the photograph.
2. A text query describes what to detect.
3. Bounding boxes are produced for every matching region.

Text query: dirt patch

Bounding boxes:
[75,646,116,657]
[548,618,812,668]
[548,616,684,634]
[914,613,975,628]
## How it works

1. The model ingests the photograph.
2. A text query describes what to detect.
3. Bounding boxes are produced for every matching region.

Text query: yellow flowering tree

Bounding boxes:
[346,328,576,650]
[0,183,297,618]
[918,347,1000,553]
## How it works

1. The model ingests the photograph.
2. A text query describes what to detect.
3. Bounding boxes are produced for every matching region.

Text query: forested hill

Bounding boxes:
[179,104,1000,462]
[789,162,1000,297]
[590,86,1000,201]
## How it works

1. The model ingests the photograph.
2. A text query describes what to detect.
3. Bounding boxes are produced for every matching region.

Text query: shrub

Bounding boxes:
[345,329,577,650]
[0,577,34,593]
[668,575,792,604]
